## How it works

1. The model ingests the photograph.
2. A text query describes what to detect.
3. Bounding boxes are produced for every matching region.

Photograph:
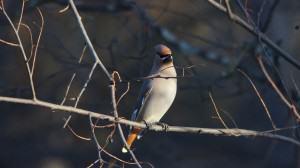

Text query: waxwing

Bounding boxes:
[122,44,177,153]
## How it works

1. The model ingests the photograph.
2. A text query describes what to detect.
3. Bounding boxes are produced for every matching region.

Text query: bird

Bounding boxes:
[122,44,177,153]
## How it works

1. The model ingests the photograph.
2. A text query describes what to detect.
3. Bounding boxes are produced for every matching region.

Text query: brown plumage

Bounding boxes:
[154,44,172,56]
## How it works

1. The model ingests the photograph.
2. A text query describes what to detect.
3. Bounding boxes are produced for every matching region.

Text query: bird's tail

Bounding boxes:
[122,127,142,153]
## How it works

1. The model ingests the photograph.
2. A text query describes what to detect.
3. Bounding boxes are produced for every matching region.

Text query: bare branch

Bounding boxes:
[220,108,239,128]
[16,0,24,32]
[60,74,76,106]
[110,80,142,168]
[111,71,131,106]
[59,4,70,13]
[93,123,115,129]
[207,0,300,70]
[257,56,300,122]
[61,45,87,127]
[68,0,112,80]
[237,69,277,130]
[89,114,104,167]
[224,0,233,19]
[117,82,130,106]
[20,23,34,60]
[118,65,198,84]
[65,122,91,141]
[0,96,299,147]
[74,62,97,108]
[0,39,19,46]
[63,62,97,128]
[78,44,87,63]
[31,8,44,75]
[1,0,37,100]
[209,91,229,129]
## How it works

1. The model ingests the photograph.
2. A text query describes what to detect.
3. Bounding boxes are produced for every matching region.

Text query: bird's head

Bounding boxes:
[154,44,173,65]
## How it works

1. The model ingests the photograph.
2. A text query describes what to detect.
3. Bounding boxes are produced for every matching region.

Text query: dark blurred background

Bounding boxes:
[0,0,300,167]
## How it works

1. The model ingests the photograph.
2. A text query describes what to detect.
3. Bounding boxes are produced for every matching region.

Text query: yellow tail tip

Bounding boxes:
[122,147,128,153]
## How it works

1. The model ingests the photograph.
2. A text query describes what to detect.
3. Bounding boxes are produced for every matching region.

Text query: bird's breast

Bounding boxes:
[139,77,177,123]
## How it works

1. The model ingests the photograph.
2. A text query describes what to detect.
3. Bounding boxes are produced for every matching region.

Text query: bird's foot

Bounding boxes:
[142,121,169,131]
[142,120,152,130]
[155,122,169,132]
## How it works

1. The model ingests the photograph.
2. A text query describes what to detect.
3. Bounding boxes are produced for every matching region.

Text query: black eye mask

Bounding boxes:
[157,53,171,58]
[159,54,173,63]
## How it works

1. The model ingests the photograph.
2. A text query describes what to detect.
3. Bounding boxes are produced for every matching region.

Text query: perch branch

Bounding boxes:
[0,96,299,147]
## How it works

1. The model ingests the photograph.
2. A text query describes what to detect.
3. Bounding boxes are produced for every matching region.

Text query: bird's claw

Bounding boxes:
[142,120,152,130]
[142,121,169,132]
[156,122,169,132]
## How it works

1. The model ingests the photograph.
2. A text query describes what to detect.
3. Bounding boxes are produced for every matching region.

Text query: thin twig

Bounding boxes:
[207,0,300,70]
[263,125,300,133]
[117,82,130,106]
[220,108,239,128]
[65,123,91,141]
[291,74,300,96]
[110,80,142,168]
[111,71,131,106]
[89,114,104,167]
[31,8,44,75]
[93,123,115,129]
[64,61,95,120]
[102,124,116,149]
[20,23,34,61]
[224,0,233,19]
[86,126,149,168]
[63,62,98,128]
[68,0,112,80]
[121,65,196,83]
[59,4,70,13]
[237,69,277,130]
[60,74,76,106]
[61,45,87,127]
[16,0,25,32]
[74,62,97,108]
[79,45,87,63]
[257,56,300,122]
[87,160,124,168]
[1,0,37,100]
[209,91,229,129]
[0,39,19,46]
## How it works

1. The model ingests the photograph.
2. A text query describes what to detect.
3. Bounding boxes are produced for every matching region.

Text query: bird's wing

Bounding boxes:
[130,79,153,121]
[129,79,153,139]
